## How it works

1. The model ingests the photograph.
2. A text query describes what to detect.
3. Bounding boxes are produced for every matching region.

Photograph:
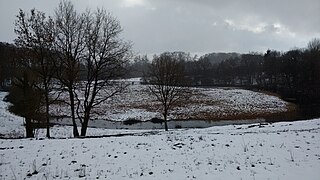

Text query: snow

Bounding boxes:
[0,119,319,179]
[1,91,320,179]
[50,82,291,122]
[0,92,25,138]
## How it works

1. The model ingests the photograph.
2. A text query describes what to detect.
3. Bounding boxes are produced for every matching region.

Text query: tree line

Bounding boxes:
[194,39,320,104]
[130,39,320,104]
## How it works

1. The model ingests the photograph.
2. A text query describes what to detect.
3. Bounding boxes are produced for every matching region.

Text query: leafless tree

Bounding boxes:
[14,9,56,138]
[75,9,132,136]
[54,1,132,137]
[54,1,87,137]
[308,38,320,52]
[147,52,185,131]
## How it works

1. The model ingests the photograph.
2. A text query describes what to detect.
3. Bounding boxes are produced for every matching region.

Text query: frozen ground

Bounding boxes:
[1,91,320,179]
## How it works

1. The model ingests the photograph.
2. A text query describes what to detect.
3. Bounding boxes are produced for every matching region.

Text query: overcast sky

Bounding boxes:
[0,0,319,55]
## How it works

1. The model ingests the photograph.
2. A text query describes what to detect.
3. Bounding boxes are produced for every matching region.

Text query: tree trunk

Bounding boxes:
[80,122,88,136]
[69,89,79,137]
[44,87,50,138]
[25,117,34,138]
[80,111,90,136]
[164,110,168,131]
[45,102,50,138]
[164,117,168,131]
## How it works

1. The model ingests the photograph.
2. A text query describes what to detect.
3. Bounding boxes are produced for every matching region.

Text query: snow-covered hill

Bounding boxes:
[0,90,320,179]
[50,78,292,122]
[0,119,320,179]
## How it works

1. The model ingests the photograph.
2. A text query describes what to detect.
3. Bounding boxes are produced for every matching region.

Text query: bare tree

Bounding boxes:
[308,38,320,52]
[75,9,132,136]
[54,1,87,137]
[14,9,56,138]
[147,52,185,131]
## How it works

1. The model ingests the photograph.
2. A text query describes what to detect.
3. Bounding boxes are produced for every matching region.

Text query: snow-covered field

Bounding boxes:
[0,119,320,179]
[50,78,291,122]
[1,90,320,179]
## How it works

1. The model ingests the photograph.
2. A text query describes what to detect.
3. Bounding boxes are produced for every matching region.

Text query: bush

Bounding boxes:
[123,118,142,125]
[150,118,164,124]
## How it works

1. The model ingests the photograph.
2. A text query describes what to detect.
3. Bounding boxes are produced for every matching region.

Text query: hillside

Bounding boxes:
[0,117,319,179]
[50,78,293,123]
[0,89,319,179]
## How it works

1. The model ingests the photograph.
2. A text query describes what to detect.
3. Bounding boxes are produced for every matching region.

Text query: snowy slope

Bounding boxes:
[0,119,319,179]
[0,90,320,179]
[0,92,25,138]
[50,79,291,122]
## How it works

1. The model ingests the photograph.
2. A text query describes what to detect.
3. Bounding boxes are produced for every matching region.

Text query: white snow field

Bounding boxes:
[0,119,319,179]
[1,91,320,179]
[50,78,292,122]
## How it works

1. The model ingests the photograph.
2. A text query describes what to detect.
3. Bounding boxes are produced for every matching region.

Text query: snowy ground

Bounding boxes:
[0,91,320,179]
[0,119,319,179]
[50,78,292,122]
[0,92,25,138]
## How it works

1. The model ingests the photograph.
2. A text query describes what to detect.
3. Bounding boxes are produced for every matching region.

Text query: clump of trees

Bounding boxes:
[5,70,44,138]
[259,39,320,103]
[5,1,131,138]
[14,8,57,138]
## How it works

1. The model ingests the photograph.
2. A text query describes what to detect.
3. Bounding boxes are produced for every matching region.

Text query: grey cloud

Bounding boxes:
[0,0,319,55]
